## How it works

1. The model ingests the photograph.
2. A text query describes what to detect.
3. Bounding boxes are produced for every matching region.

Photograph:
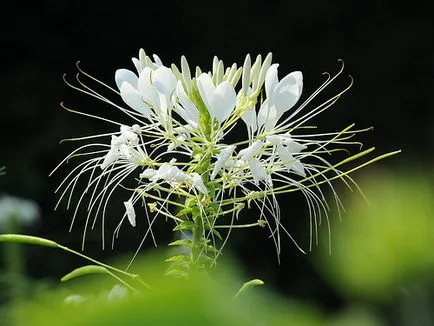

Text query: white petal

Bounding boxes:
[180,55,192,91]
[138,68,159,108]
[174,103,198,128]
[137,67,152,92]
[291,160,306,177]
[123,200,136,227]
[138,49,147,70]
[210,145,236,180]
[241,54,251,95]
[190,173,208,195]
[175,81,199,126]
[120,82,152,119]
[264,63,279,104]
[152,66,177,97]
[209,81,236,123]
[241,107,257,134]
[115,69,138,90]
[239,140,264,162]
[196,73,215,114]
[250,158,268,184]
[257,53,273,90]
[284,139,307,153]
[132,57,141,74]
[277,144,306,177]
[152,54,163,67]
[266,135,282,145]
[257,100,279,131]
[197,73,237,123]
[250,55,261,89]
[139,168,156,179]
[273,71,303,115]
[151,164,188,183]
[150,164,171,182]
[101,148,120,170]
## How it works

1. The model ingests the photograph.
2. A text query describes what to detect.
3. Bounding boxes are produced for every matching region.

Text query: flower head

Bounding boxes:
[52,49,398,265]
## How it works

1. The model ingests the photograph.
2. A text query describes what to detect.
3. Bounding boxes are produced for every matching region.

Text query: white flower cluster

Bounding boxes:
[0,195,40,230]
[53,49,369,257]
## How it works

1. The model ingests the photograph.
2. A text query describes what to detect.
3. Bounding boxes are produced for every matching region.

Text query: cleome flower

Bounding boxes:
[51,49,398,271]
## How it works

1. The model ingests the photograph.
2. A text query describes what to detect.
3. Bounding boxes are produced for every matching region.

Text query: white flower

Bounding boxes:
[196,73,237,124]
[116,63,177,126]
[101,125,145,170]
[0,195,40,229]
[257,65,303,132]
[53,49,394,260]
[149,163,189,183]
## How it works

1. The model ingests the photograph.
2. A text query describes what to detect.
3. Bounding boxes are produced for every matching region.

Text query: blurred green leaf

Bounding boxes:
[9,252,325,326]
[319,170,434,300]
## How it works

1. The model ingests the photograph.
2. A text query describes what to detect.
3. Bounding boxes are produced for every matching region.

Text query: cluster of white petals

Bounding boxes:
[53,48,375,258]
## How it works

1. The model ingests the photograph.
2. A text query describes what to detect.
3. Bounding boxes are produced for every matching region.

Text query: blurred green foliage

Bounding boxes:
[319,169,434,301]
[2,169,434,325]
[8,251,325,326]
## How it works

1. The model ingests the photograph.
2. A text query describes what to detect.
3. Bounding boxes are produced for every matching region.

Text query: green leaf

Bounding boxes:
[165,269,189,279]
[212,228,223,241]
[61,265,110,282]
[168,239,193,248]
[165,255,190,263]
[173,221,195,231]
[175,207,192,217]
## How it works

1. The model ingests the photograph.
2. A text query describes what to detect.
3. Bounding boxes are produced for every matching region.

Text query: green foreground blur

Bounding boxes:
[2,168,433,325]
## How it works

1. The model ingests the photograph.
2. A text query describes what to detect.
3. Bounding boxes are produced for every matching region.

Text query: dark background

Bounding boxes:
[1,0,433,322]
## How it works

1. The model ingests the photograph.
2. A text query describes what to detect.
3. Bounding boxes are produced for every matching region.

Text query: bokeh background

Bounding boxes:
[1,0,433,324]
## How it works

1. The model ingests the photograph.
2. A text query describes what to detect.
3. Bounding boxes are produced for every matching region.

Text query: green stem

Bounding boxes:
[191,214,204,269]
[3,216,25,302]
[57,244,139,279]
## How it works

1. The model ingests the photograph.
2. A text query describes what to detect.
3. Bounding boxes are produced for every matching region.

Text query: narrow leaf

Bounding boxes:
[165,255,190,263]
[168,239,193,248]
[173,221,195,231]
[61,265,110,282]
[0,234,58,248]
[232,279,264,301]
